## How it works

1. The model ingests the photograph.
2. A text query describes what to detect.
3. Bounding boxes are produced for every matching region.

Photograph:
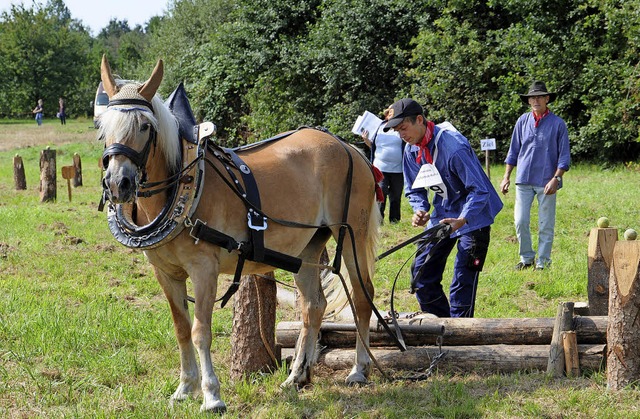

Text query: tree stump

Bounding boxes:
[588,227,618,315]
[39,147,56,202]
[72,153,83,187]
[230,272,277,381]
[13,154,26,190]
[607,240,640,390]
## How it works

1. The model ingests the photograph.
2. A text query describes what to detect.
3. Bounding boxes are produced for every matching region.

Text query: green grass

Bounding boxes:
[1,120,640,417]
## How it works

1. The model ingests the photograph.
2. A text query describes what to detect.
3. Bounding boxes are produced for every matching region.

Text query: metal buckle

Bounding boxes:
[247,211,267,231]
[189,218,206,244]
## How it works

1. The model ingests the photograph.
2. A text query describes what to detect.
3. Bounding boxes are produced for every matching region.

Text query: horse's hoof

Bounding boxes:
[345,371,368,386]
[200,400,227,414]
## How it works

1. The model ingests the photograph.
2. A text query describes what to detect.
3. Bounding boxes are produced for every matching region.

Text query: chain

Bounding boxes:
[398,335,446,381]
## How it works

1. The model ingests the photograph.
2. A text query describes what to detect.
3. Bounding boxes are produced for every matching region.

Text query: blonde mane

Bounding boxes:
[97,79,181,172]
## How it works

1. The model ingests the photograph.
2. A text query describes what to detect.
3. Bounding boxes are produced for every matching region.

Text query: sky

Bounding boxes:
[0,0,170,34]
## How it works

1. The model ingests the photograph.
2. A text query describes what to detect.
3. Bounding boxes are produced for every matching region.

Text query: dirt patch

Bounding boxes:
[0,121,96,152]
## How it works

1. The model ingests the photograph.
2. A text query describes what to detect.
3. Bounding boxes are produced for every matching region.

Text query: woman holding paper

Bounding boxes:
[361,107,404,223]
[384,98,503,318]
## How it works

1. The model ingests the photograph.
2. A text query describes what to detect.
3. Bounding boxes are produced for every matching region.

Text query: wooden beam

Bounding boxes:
[588,227,618,315]
[281,344,606,374]
[276,316,607,348]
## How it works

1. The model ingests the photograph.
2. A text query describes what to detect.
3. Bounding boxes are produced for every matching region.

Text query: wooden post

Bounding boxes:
[72,153,83,187]
[39,147,56,203]
[562,331,580,377]
[607,240,640,390]
[485,150,490,180]
[13,154,27,190]
[231,272,277,381]
[61,166,76,202]
[547,302,574,377]
[588,227,618,315]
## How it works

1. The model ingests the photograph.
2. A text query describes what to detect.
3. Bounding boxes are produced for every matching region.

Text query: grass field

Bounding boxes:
[1,118,640,417]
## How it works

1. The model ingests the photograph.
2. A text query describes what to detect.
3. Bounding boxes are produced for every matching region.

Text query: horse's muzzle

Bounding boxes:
[102,164,137,203]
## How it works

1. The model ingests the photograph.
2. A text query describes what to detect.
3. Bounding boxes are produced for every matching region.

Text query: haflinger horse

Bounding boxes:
[98,55,381,413]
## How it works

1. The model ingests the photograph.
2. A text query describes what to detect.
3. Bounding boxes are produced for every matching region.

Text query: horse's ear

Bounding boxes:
[138,59,164,102]
[100,54,118,98]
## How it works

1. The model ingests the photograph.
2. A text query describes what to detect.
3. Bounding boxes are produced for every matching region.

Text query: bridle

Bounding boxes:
[101,98,159,189]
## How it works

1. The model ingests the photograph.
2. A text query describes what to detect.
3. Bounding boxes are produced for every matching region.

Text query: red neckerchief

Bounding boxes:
[416,121,435,164]
[533,109,550,127]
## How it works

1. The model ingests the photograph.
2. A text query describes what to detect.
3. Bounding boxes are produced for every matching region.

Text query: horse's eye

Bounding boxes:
[141,123,150,132]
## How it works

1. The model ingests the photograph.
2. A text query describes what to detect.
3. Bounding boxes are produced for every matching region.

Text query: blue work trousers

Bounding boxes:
[410,226,491,317]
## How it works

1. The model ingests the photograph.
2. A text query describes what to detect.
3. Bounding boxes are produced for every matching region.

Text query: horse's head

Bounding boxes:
[99,54,164,204]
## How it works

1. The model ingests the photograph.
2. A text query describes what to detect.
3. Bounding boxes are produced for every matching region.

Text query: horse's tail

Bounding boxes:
[323,196,380,320]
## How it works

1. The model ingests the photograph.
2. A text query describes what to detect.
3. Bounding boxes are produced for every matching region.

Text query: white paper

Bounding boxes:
[412,163,448,200]
[351,111,383,137]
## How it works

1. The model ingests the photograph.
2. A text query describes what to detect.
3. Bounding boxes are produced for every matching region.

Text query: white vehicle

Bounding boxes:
[93,81,109,128]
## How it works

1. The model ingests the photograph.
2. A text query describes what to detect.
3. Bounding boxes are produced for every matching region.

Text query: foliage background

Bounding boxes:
[1,0,640,160]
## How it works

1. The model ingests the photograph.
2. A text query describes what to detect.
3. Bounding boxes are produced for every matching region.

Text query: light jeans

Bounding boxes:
[514,184,557,267]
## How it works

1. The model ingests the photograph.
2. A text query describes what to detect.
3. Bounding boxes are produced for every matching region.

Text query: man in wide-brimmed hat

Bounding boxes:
[500,81,571,271]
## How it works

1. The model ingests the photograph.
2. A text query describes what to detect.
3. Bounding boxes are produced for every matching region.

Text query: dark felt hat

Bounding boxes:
[519,81,557,104]
[383,98,424,132]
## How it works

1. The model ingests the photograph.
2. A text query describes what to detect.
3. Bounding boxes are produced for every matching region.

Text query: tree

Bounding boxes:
[0,0,94,118]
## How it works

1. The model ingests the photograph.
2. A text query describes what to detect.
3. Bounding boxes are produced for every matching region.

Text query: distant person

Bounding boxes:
[57,97,66,125]
[361,107,404,223]
[32,99,43,126]
[499,81,571,271]
[385,98,503,318]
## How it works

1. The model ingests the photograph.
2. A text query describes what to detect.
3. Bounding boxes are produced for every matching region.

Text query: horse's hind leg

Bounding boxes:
[281,229,331,389]
[152,266,200,403]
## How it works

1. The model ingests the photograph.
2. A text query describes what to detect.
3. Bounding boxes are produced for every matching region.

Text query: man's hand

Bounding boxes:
[441,217,467,232]
[500,178,510,195]
[412,210,430,227]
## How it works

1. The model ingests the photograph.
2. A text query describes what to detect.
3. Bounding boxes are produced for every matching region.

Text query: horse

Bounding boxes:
[97,55,381,413]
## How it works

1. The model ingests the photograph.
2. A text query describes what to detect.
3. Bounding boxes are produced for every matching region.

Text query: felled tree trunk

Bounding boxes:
[230,273,277,381]
[607,241,640,390]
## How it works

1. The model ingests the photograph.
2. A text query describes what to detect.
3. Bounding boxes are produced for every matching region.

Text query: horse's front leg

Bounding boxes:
[282,260,326,389]
[152,266,200,403]
[191,268,226,413]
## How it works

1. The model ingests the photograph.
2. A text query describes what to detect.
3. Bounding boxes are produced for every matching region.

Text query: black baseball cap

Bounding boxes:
[383,98,424,132]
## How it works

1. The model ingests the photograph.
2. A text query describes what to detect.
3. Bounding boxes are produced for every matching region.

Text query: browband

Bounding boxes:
[108,98,154,112]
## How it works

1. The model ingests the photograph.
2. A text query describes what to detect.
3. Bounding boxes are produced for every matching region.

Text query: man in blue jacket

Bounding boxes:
[499,81,570,271]
[384,98,503,317]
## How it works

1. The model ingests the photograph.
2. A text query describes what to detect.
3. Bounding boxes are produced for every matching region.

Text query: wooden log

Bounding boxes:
[276,316,607,348]
[547,302,574,377]
[72,153,83,187]
[563,331,580,377]
[607,240,640,390]
[231,273,277,381]
[588,227,618,315]
[39,147,56,202]
[281,344,606,374]
[13,154,26,190]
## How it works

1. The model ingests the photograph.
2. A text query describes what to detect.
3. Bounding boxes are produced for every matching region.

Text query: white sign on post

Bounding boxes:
[481,138,496,151]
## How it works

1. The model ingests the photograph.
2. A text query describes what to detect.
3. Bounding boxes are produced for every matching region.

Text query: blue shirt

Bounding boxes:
[403,126,503,237]
[370,128,403,173]
[505,111,571,186]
